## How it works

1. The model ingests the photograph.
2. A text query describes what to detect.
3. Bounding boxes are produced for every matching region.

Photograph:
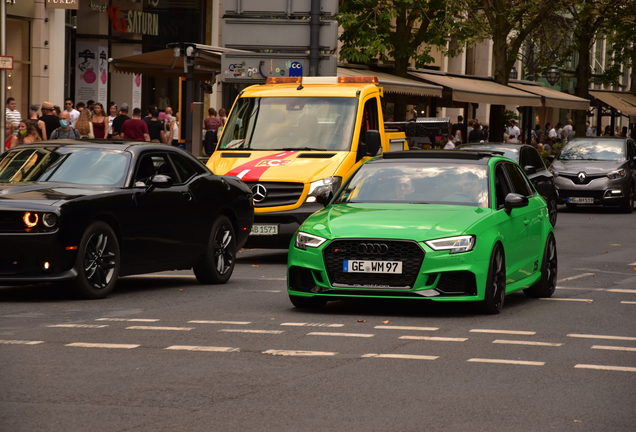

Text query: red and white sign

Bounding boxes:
[0,56,14,70]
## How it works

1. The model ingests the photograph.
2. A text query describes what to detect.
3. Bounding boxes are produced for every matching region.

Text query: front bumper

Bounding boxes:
[287,238,489,302]
[0,232,78,285]
[555,175,631,206]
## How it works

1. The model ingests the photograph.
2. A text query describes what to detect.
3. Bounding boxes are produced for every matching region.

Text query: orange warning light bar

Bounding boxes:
[338,76,379,84]
[266,77,302,84]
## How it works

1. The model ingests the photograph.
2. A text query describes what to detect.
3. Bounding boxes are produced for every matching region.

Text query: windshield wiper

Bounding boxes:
[278,147,329,151]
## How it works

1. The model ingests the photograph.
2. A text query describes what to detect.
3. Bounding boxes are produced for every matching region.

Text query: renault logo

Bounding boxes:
[252,184,267,203]
[578,172,586,183]
[357,243,389,255]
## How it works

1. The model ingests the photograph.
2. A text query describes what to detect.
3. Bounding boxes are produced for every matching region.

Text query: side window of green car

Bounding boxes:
[504,163,533,197]
[494,164,511,210]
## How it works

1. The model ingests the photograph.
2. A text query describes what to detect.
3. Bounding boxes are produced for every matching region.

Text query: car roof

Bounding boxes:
[377,150,500,165]
[457,143,531,151]
[7,140,184,155]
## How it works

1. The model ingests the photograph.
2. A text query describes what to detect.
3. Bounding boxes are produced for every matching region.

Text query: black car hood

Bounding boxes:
[0,182,115,206]
[551,159,624,174]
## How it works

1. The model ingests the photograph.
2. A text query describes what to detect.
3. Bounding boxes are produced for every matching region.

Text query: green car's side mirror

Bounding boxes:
[504,193,529,215]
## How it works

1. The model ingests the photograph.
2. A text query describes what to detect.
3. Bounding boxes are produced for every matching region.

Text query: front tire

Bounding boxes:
[194,215,236,284]
[480,244,506,314]
[547,194,558,227]
[73,221,120,299]
[289,295,327,309]
[524,234,558,298]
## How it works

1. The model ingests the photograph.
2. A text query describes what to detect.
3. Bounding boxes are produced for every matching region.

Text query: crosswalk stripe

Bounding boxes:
[263,349,337,356]
[567,334,636,341]
[540,298,593,302]
[575,364,636,372]
[399,336,467,342]
[307,332,374,338]
[0,340,43,345]
[493,340,563,346]
[470,329,535,335]
[188,320,251,325]
[280,323,344,327]
[362,353,438,360]
[47,324,107,328]
[591,345,636,352]
[166,345,239,352]
[467,358,544,366]
[219,329,283,334]
[66,343,139,349]
[126,326,193,331]
[374,325,438,331]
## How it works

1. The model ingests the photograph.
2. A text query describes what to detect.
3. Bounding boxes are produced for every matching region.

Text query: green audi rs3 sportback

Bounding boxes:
[287,150,557,314]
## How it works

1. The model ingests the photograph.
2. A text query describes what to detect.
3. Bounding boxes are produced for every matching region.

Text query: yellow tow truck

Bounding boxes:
[206,75,407,248]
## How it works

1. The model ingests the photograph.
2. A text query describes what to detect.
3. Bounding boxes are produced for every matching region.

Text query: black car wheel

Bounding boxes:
[480,243,506,314]
[194,215,236,284]
[73,221,120,299]
[547,194,558,227]
[620,184,634,213]
[524,234,557,298]
[289,295,327,309]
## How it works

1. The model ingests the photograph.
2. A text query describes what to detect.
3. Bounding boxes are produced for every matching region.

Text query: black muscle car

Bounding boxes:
[0,141,254,299]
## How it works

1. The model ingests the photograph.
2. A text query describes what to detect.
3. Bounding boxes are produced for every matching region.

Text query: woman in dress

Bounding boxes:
[91,103,109,139]
[4,122,19,150]
[108,104,118,138]
[169,112,180,146]
[28,105,48,140]
[17,120,42,144]
[75,109,93,139]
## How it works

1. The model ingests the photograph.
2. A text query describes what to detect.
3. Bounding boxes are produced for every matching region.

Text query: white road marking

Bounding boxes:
[374,325,438,331]
[493,339,563,347]
[591,345,636,352]
[123,274,196,278]
[575,364,636,372]
[606,289,636,293]
[559,273,595,282]
[66,343,139,349]
[556,287,604,291]
[567,334,636,341]
[362,354,438,360]
[95,318,159,322]
[188,320,251,325]
[280,323,344,327]
[628,262,636,266]
[233,289,282,293]
[470,329,536,335]
[263,349,337,356]
[399,336,467,342]
[126,326,193,331]
[540,298,593,302]
[0,340,44,345]
[307,332,374,338]
[166,345,239,353]
[621,301,636,304]
[47,324,107,328]
[467,358,545,366]
[219,329,283,334]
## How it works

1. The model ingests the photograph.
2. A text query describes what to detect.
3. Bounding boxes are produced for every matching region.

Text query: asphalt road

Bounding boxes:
[1,205,635,432]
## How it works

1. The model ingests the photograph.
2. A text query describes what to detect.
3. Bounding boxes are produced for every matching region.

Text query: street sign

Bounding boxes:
[221,53,337,82]
[224,0,339,17]
[0,56,14,70]
[222,18,338,51]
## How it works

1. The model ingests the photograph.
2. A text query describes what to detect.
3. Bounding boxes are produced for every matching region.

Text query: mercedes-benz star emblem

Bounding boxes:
[578,172,586,183]
[252,184,267,203]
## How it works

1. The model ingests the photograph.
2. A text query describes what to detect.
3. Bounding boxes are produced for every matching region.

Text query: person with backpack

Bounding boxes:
[49,111,80,140]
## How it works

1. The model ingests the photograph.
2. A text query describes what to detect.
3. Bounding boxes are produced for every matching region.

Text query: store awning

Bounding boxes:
[589,91,636,116]
[108,44,248,80]
[408,71,542,107]
[510,82,590,111]
[337,67,443,98]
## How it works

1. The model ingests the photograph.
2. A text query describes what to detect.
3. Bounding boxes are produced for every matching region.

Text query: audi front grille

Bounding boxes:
[323,239,424,288]
[244,182,304,208]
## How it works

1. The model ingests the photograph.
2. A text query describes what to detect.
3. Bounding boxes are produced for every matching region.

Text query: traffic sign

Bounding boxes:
[222,18,338,51]
[224,0,338,17]
[0,56,14,70]
[221,53,337,82]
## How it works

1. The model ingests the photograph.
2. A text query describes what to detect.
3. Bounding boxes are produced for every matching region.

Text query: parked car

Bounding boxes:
[548,137,636,212]
[287,150,557,314]
[457,143,558,226]
[0,141,254,299]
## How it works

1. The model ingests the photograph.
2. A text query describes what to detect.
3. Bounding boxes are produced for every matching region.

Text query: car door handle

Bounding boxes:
[182,192,193,201]
[524,218,529,226]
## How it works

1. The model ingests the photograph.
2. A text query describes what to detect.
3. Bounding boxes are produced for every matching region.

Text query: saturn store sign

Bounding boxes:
[108,6,159,36]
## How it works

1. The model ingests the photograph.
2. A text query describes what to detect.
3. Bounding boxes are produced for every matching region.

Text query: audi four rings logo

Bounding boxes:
[252,184,267,203]
[357,243,389,255]
[578,172,586,182]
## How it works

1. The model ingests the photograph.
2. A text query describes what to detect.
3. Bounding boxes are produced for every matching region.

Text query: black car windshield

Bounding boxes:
[217,97,358,151]
[335,162,490,207]
[559,140,625,161]
[0,147,130,186]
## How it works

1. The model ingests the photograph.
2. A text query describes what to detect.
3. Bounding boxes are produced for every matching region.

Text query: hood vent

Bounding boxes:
[221,153,251,158]
[297,153,336,159]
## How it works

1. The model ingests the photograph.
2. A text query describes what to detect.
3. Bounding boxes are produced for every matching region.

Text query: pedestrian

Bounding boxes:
[507,134,519,143]
[586,121,594,136]
[28,105,48,140]
[49,111,80,140]
[39,101,60,140]
[555,123,563,142]
[75,109,94,139]
[443,134,455,149]
[507,120,520,138]
[91,103,109,139]
[53,105,63,117]
[65,97,80,127]
[562,119,573,141]
[547,123,557,139]
[469,123,484,143]
[17,120,42,144]
[467,120,474,142]
[120,107,150,142]
[482,124,489,142]
[204,108,223,132]
[86,99,96,115]
[108,104,118,138]
[4,122,18,150]
[454,128,462,146]
[5,97,22,132]
[111,103,131,139]
[76,102,86,113]
[143,104,156,122]
[218,108,227,126]
[621,126,628,137]
[604,125,612,136]
[146,109,166,143]
[164,106,175,123]
[169,112,180,146]
[537,143,544,152]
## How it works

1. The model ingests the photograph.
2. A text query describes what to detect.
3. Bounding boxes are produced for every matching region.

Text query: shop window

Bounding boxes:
[6,18,30,117]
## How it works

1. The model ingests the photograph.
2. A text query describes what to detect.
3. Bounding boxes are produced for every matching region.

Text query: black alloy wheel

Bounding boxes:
[194,215,236,284]
[73,221,120,299]
[481,243,506,314]
[524,234,558,298]
[548,194,558,227]
[289,295,327,309]
[620,184,634,213]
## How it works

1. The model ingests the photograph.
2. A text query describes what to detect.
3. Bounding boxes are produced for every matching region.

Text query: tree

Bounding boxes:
[337,0,465,121]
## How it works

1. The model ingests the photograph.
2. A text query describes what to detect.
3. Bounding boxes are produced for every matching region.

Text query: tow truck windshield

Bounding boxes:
[217,97,358,151]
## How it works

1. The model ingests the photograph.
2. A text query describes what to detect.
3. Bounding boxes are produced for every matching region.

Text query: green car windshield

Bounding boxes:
[335,162,490,207]
[217,97,358,151]
[0,147,130,186]
[559,140,625,161]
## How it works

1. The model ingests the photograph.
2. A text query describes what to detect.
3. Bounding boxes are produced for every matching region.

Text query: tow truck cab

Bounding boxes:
[206,76,407,248]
